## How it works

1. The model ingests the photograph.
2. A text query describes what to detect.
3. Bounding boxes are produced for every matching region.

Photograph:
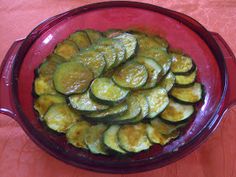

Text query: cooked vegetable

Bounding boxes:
[103,125,126,154]
[97,38,126,66]
[111,95,141,124]
[44,103,80,133]
[118,123,152,153]
[69,31,91,49]
[147,124,180,145]
[94,45,117,70]
[114,33,137,60]
[66,121,91,149]
[84,101,128,120]
[175,69,197,86]
[153,36,168,49]
[159,72,176,92]
[170,53,195,74]
[71,48,106,77]
[134,56,162,89]
[145,87,169,118]
[85,29,103,43]
[104,29,123,38]
[53,61,93,95]
[84,124,108,155]
[112,61,148,89]
[54,40,79,60]
[160,99,194,123]
[34,75,56,95]
[34,94,65,119]
[170,83,203,104]
[90,78,129,105]
[139,48,172,76]
[68,91,109,112]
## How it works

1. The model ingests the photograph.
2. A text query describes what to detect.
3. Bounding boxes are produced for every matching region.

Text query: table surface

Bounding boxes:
[0,0,236,177]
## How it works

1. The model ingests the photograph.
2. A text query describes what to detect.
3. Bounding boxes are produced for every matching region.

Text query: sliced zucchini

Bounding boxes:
[111,95,141,124]
[118,123,152,153]
[97,38,126,66]
[153,36,168,49]
[66,121,91,149]
[175,69,197,86]
[34,94,65,119]
[112,61,148,89]
[159,72,176,92]
[160,99,194,123]
[68,91,109,112]
[114,33,137,60]
[94,45,117,70]
[85,29,103,44]
[150,118,185,135]
[134,56,162,89]
[71,48,106,77]
[103,125,126,154]
[34,75,56,95]
[147,124,180,145]
[170,53,195,74]
[104,29,123,38]
[145,87,169,118]
[69,31,91,49]
[139,48,172,76]
[53,61,93,95]
[170,83,203,104]
[90,78,129,105]
[84,124,108,155]
[37,54,66,77]
[44,103,81,133]
[84,101,128,120]
[54,40,79,60]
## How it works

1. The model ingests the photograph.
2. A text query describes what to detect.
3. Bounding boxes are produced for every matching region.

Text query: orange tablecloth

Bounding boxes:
[0,1,236,177]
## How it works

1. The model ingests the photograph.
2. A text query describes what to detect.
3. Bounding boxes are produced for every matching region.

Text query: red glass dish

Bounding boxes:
[0,1,236,173]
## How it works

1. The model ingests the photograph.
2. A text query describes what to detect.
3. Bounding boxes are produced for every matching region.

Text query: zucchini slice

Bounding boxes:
[53,61,93,95]
[147,124,180,145]
[37,54,66,77]
[90,78,129,105]
[175,69,197,86]
[34,94,65,119]
[71,48,106,77]
[145,87,169,118]
[85,29,103,44]
[34,75,56,95]
[160,99,194,123]
[44,103,81,133]
[84,101,128,120]
[103,125,126,154]
[114,33,137,60]
[111,95,141,124]
[84,124,108,155]
[97,38,126,66]
[134,56,162,89]
[66,121,91,149]
[118,123,152,153]
[150,118,184,135]
[68,91,109,112]
[69,31,91,49]
[159,72,176,92]
[104,29,123,38]
[94,45,117,70]
[54,40,79,60]
[170,83,203,104]
[139,48,172,76]
[170,53,195,74]
[153,36,168,49]
[112,61,148,89]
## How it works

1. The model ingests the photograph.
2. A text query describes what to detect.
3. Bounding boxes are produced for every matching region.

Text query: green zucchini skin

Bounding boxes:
[69,30,91,49]
[159,71,176,92]
[175,69,197,87]
[85,29,103,44]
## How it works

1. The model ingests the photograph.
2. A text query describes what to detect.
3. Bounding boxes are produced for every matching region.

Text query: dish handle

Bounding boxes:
[211,32,236,113]
[0,39,24,121]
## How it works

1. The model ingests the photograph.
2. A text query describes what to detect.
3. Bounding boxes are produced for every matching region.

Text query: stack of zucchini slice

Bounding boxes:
[33,29,204,155]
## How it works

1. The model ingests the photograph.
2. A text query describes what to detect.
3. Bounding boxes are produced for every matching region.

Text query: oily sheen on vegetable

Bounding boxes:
[33,29,204,156]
